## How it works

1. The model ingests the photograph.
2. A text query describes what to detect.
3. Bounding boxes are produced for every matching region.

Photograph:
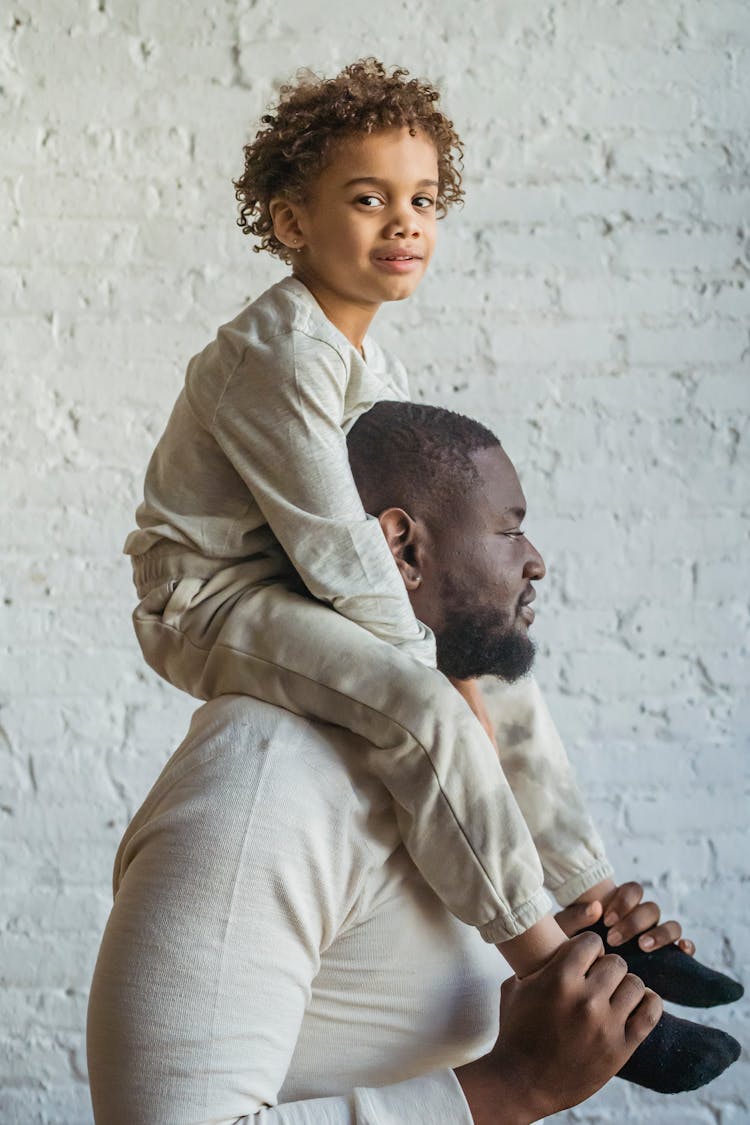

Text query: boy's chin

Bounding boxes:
[379,277,424,302]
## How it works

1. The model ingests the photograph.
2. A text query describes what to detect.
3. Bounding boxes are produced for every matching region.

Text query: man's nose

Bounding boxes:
[523,540,546,581]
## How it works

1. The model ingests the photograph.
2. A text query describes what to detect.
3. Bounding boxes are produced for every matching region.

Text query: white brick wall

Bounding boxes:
[2,1,748,1121]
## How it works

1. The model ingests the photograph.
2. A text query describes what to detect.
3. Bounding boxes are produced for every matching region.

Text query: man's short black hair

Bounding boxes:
[347,400,501,524]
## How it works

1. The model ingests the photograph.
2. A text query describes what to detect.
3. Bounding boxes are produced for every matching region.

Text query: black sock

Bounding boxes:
[587,919,744,1008]
[617,1010,741,1093]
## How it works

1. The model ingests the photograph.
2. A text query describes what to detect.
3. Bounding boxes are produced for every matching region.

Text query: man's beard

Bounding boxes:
[435,602,535,682]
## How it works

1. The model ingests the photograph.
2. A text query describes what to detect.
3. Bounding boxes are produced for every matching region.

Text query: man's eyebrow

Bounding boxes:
[503,506,526,521]
[342,176,440,189]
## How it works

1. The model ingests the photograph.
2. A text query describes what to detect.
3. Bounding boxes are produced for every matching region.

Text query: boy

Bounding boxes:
[125,59,740,1091]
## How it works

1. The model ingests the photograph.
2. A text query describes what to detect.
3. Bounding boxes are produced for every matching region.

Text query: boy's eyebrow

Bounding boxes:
[342,176,440,189]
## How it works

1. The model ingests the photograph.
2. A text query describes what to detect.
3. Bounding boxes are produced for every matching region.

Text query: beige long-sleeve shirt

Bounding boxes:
[87,696,507,1123]
[124,276,435,664]
[121,275,612,941]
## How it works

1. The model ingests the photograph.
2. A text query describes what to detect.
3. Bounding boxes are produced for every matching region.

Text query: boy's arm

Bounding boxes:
[195,329,435,664]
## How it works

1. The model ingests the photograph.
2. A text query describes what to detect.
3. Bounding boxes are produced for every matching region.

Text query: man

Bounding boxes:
[87,402,669,1124]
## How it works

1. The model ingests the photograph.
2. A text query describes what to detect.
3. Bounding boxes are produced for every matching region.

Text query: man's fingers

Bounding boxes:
[608,901,660,945]
[678,937,696,957]
[609,970,646,1017]
[584,951,629,998]
[623,987,663,1050]
[553,931,606,978]
[637,919,682,952]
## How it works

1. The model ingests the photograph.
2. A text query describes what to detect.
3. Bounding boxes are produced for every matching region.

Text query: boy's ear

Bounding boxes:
[378,508,423,590]
[269,197,306,253]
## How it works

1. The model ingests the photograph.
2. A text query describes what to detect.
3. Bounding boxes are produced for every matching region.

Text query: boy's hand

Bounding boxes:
[556,881,695,956]
[599,880,695,955]
[557,880,743,1010]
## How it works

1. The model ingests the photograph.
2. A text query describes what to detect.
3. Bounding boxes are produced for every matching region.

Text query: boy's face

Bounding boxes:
[289,127,440,316]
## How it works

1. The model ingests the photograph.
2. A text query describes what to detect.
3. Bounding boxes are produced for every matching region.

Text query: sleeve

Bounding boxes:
[248,1070,474,1123]
[483,676,614,904]
[194,328,435,665]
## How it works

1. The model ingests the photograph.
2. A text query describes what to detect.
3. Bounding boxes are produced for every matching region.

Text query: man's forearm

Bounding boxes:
[455,1054,546,1125]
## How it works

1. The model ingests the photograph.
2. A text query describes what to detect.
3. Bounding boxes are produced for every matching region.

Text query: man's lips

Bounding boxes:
[518,591,536,625]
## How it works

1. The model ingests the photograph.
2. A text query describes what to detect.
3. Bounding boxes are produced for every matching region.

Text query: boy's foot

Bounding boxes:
[617,1010,740,1093]
[587,918,744,1008]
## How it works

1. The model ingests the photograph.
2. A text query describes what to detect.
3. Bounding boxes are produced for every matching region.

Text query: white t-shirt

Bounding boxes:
[87,696,507,1124]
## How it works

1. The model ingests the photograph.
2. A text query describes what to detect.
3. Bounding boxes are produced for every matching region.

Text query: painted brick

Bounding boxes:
[2,2,748,1122]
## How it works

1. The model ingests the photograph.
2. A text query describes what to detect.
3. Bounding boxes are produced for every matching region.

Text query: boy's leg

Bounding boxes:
[482,676,613,904]
[485,678,744,1009]
[133,566,549,944]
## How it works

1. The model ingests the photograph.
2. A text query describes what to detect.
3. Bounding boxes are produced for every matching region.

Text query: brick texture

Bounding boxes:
[2,1,748,1121]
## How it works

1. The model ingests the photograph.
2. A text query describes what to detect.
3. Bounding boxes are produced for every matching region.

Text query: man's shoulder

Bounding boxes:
[187,692,376,771]
[131,696,396,854]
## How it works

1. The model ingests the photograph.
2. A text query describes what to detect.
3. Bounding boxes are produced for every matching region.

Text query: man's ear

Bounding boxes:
[269,197,306,253]
[378,507,424,590]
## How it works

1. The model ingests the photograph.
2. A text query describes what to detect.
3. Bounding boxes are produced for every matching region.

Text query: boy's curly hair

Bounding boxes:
[234,58,464,260]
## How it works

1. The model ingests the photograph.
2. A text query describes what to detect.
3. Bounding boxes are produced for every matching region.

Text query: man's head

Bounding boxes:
[347,401,545,682]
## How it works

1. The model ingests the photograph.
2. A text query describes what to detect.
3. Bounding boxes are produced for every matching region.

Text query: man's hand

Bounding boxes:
[455,933,662,1125]
[556,879,695,956]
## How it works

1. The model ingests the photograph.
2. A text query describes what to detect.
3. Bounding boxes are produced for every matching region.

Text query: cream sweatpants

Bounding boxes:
[132,551,611,944]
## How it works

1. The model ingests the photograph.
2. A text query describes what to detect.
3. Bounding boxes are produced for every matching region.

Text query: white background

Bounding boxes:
[1,1,748,1121]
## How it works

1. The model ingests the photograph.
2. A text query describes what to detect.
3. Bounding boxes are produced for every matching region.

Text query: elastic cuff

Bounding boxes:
[355,1068,474,1124]
[548,859,615,907]
[477,887,553,944]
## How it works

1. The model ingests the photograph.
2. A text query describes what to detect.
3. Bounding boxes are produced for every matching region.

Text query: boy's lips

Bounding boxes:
[373,248,423,260]
[372,249,424,274]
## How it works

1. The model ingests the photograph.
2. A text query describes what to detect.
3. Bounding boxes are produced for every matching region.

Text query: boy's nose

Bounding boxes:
[384,208,421,239]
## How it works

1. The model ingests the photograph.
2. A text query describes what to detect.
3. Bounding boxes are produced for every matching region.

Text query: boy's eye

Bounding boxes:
[413,195,435,209]
[357,195,383,208]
